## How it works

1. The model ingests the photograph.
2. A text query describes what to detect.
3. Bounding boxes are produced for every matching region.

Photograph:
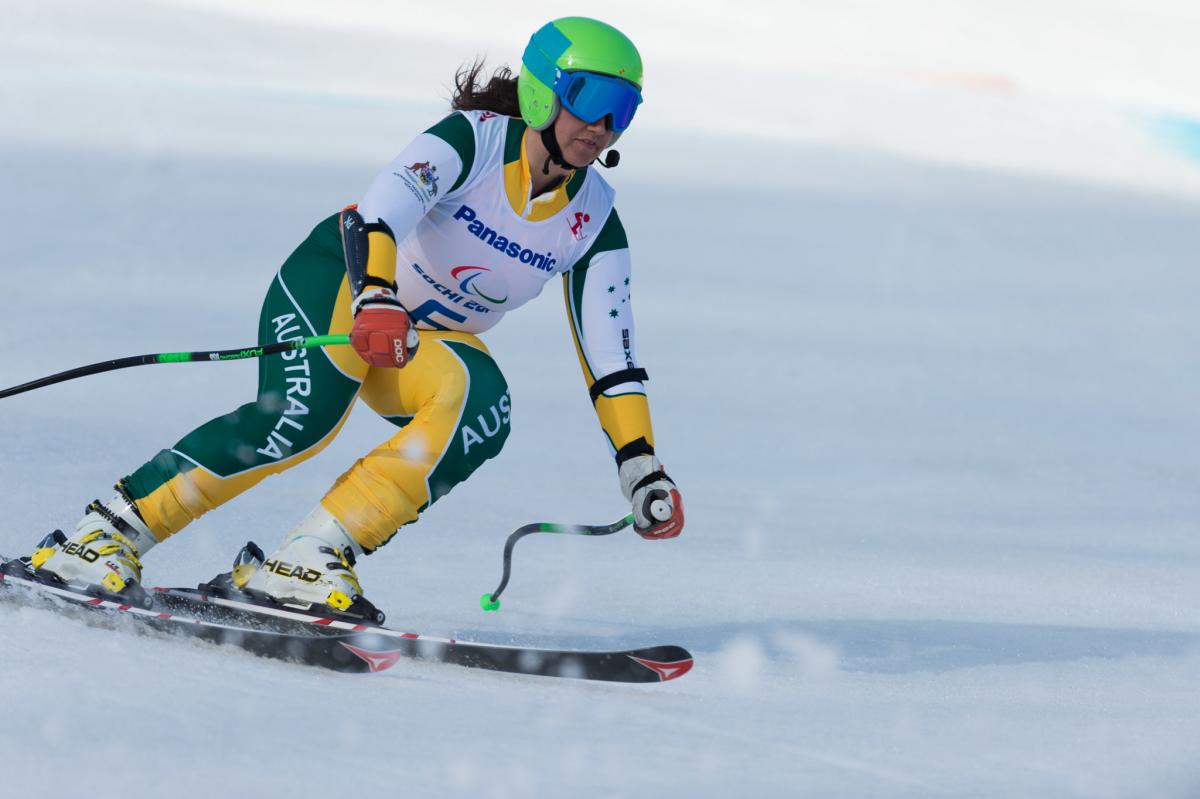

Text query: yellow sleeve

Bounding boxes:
[363,226,398,286]
[593,393,655,452]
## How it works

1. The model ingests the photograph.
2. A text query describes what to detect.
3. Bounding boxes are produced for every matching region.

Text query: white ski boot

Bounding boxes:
[30,493,159,604]
[243,506,378,619]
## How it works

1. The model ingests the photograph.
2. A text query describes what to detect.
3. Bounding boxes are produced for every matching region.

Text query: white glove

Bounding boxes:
[618,454,685,540]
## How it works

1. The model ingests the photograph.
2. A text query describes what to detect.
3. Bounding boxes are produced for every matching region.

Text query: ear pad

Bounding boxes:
[529,94,560,131]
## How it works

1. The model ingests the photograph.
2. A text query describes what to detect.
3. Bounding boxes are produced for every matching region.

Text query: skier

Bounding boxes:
[26,17,684,615]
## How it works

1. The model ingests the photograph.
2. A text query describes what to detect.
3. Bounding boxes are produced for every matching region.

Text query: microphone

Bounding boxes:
[597,150,621,168]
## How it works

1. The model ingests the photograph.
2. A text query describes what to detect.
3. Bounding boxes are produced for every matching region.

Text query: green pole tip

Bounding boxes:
[480,593,501,612]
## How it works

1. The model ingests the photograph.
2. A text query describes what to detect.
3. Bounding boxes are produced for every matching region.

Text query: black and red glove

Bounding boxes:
[619,453,685,540]
[350,287,420,368]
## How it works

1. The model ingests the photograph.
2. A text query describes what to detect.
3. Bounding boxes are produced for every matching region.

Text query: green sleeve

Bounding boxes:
[424,113,476,194]
[571,208,628,272]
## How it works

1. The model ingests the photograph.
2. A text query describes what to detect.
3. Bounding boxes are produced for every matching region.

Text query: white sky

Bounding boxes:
[162,0,1200,116]
[3,0,1199,192]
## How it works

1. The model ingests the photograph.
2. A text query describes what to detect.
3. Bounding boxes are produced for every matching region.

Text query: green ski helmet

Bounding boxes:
[518,17,643,146]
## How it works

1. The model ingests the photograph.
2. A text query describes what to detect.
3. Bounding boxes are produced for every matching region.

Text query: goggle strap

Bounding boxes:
[522,23,572,89]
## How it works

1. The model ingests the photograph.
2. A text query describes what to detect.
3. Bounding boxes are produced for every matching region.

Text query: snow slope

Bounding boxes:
[2,1,1200,796]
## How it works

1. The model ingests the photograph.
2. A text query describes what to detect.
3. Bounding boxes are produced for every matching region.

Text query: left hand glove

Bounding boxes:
[619,454,685,540]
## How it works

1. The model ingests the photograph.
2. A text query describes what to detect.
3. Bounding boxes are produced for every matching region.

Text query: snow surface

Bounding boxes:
[3,1,1200,796]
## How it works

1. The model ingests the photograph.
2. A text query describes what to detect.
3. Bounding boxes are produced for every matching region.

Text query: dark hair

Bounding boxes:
[451,60,521,117]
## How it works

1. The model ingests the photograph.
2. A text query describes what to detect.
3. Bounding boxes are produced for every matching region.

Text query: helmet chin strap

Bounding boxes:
[539,126,580,174]
[539,125,622,173]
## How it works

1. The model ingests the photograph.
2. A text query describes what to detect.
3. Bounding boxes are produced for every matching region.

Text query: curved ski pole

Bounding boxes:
[0,335,351,400]
[480,514,635,611]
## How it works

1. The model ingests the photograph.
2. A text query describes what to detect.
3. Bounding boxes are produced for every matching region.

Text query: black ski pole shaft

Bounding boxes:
[0,335,351,401]
[480,514,634,611]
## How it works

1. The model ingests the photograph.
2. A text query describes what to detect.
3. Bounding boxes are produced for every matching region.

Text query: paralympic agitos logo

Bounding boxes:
[450,265,508,304]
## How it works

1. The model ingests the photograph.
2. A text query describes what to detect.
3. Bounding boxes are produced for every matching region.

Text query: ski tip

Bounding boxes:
[629,654,694,682]
[479,592,501,612]
[339,642,406,673]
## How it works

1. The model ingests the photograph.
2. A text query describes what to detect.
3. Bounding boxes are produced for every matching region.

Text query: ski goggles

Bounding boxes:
[555,70,643,132]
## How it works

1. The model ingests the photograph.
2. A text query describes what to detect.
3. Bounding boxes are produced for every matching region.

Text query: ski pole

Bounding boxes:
[480,513,635,611]
[0,335,351,400]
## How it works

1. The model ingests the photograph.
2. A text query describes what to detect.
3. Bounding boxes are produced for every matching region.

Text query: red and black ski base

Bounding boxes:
[0,557,693,683]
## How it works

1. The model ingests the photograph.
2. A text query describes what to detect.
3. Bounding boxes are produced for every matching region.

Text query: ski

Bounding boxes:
[0,557,693,683]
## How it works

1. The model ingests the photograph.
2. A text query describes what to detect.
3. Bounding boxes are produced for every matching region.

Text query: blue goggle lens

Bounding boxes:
[556,71,642,132]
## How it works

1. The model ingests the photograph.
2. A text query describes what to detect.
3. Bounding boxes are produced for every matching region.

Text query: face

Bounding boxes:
[554,108,615,167]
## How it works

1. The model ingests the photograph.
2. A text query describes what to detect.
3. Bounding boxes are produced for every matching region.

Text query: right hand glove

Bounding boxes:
[350,287,420,368]
[619,453,685,540]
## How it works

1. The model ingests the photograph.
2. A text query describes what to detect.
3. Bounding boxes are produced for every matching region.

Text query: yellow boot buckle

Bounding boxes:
[326,590,352,611]
[102,572,127,594]
[231,563,257,590]
[30,547,56,570]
